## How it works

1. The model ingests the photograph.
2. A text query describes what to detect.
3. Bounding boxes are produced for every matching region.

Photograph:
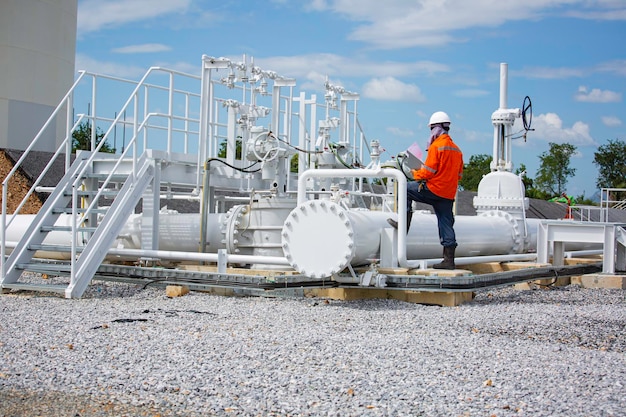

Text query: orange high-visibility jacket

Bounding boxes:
[412,133,463,200]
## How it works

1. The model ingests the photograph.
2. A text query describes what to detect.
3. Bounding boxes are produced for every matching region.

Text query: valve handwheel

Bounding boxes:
[253,132,280,162]
[522,96,533,131]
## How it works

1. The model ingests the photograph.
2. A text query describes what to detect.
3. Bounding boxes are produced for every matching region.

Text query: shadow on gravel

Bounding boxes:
[0,388,195,417]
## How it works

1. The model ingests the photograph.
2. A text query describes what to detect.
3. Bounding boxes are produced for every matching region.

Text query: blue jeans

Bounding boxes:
[406,182,457,248]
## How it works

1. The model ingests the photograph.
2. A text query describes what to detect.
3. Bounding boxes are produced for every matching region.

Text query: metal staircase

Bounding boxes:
[1,151,155,298]
[0,65,205,298]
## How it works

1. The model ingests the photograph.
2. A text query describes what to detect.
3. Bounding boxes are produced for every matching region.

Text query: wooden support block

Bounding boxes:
[196,287,237,297]
[179,264,217,272]
[514,276,571,290]
[307,287,474,307]
[514,282,535,291]
[564,257,602,265]
[179,264,296,277]
[570,275,583,286]
[501,262,550,271]
[580,273,626,289]
[413,268,471,277]
[377,267,410,275]
[309,288,387,301]
[166,285,189,297]
[462,262,503,275]
[391,290,474,307]
[551,276,571,286]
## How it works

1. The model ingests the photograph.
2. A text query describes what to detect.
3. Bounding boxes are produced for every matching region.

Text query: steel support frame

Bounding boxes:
[537,221,626,273]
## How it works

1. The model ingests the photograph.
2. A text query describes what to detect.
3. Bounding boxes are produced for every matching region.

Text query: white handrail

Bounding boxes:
[297,167,427,269]
[1,73,88,279]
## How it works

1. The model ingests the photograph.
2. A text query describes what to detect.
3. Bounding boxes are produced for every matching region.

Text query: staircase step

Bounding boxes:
[52,207,109,214]
[28,244,85,253]
[40,225,98,233]
[82,173,128,181]
[16,262,71,274]
[64,190,119,197]
[2,282,67,294]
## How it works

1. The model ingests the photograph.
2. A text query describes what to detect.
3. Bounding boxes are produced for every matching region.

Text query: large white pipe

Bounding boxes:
[403,211,531,259]
[4,212,224,259]
[281,198,536,277]
[292,168,601,274]
[298,167,523,269]
[4,212,292,267]
[297,166,416,268]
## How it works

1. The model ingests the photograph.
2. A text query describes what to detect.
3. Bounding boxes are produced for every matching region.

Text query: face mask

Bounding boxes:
[427,125,447,147]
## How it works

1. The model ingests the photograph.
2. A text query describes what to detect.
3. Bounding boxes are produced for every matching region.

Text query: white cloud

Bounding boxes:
[416,110,428,119]
[530,113,598,147]
[575,86,622,103]
[454,89,490,98]
[75,54,148,79]
[566,1,626,20]
[254,54,449,79]
[510,61,626,80]
[386,127,414,137]
[456,128,491,144]
[112,44,172,54]
[602,116,622,127]
[78,0,192,34]
[595,60,626,76]
[304,0,327,12]
[362,77,426,102]
[304,0,625,49]
[513,66,585,79]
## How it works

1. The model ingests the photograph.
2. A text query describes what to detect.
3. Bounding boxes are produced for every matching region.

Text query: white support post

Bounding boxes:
[379,228,397,268]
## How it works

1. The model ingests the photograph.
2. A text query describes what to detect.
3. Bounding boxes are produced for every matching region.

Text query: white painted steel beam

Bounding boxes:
[537,221,626,273]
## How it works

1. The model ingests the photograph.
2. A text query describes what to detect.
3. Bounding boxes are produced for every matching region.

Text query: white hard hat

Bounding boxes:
[428,111,451,126]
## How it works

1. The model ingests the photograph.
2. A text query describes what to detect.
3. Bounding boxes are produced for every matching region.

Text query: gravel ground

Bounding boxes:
[0,280,624,417]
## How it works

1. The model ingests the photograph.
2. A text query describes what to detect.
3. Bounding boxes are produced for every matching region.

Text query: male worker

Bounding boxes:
[388,111,464,269]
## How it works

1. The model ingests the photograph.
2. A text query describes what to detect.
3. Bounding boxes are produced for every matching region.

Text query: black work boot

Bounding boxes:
[433,246,456,270]
[387,211,412,233]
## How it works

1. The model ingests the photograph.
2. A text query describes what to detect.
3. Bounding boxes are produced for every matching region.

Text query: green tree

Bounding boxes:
[459,154,492,191]
[514,163,534,192]
[534,142,577,197]
[72,121,115,153]
[574,193,596,206]
[513,163,550,199]
[290,153,298,173]
[593,139,626,190]
[218,138,242,159]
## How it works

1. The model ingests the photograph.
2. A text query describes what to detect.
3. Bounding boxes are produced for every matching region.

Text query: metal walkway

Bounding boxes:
[1,260,603,298]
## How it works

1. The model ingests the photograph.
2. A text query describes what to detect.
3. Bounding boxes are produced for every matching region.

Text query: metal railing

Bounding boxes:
[1,67,202,280]
[600,188,626,222]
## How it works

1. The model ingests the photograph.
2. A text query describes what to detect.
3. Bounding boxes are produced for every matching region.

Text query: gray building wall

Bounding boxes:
[0,0,78,152]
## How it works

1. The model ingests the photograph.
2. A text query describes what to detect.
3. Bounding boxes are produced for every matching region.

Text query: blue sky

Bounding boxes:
[75,0,626,199]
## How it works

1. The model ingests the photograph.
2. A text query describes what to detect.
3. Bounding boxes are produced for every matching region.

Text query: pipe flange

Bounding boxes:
[281,200,355,278]
[221,205,253,255]
[479,209,523,253]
